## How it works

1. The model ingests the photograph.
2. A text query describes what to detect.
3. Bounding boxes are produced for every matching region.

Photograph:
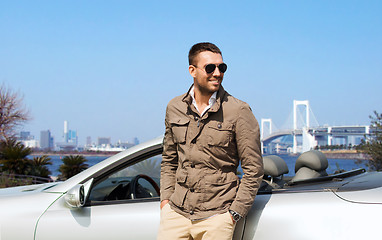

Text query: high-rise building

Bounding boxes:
[67,130,78,145]
[64,120,68,143]
[19,131,33,140]
[63,121,78,146]
[57,121,78,151]
[86,136,92,146]
[40,130,54,150]
[98,137,111,146]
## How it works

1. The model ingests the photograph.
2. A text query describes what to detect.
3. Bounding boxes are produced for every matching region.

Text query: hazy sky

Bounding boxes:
[1,0,381,145]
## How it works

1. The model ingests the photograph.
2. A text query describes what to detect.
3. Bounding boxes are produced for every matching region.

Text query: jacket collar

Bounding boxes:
[182,84,226,115]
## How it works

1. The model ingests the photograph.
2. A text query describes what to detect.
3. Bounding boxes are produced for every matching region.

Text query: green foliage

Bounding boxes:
[29,155,52,178]
[0,139,32,175]
[0,140,53,182]
[58,155,89,180]
[0,173,33,188]
[357,111,382,171]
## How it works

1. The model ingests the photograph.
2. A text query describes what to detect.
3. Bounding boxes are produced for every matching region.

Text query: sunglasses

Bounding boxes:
[194,63,228,74]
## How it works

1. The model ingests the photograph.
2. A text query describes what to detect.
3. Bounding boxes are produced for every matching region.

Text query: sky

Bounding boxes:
[1,0,381,145]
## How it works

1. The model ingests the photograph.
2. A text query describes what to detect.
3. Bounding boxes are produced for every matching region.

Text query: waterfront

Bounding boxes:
[44,154,369,177]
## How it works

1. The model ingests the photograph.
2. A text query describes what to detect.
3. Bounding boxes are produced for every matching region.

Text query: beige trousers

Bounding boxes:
[157,204,236,240]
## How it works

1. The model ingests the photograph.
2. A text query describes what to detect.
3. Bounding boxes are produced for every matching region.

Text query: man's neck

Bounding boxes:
[194,88,213,107]
[191,86,217,116]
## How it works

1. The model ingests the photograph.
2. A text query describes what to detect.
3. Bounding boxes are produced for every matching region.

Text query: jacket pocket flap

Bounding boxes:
[207,122,233,147]
[176,169,188,183]
[170,119,189,143]
[207,122,233,131]
[204,172,238,184]
[169,118,190,126]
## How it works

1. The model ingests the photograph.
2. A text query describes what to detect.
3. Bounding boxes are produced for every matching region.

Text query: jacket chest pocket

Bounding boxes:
[206,123,233,147]
[170,119,190,144]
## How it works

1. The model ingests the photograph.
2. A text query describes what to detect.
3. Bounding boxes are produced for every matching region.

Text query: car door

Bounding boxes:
[241,188,375,240]
[35,154,162,240]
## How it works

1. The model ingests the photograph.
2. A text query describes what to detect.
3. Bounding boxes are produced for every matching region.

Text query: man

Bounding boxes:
[158,42,263,240]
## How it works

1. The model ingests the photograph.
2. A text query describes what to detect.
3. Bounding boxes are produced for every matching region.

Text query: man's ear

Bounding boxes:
[189,65,196,78]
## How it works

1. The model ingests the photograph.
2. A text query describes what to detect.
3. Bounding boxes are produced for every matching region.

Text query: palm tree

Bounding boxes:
[0,139,32,175]
[58,155,89,180]
[30,155,52,178]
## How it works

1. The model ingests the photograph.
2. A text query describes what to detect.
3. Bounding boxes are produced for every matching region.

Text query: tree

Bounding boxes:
[0,139,32,175]
[30,155,52,178]
[357,111,382,171]
[0,85,30,143]
[58,155,89,180]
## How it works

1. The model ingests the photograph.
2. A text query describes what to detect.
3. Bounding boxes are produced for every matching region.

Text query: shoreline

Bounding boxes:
[30,152,117,157]
[321,150,370,160]
[32,150,370,160]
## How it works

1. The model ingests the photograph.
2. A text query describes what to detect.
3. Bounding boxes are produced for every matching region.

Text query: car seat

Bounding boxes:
[262,155,289,189]
[291,150,328,183]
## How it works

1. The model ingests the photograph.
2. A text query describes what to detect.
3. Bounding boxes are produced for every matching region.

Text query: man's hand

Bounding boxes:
[160,200,170,210]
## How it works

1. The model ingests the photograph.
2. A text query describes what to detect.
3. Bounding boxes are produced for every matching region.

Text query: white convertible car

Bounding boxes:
[0,137,381,240]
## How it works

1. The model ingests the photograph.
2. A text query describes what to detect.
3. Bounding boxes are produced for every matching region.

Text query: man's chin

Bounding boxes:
[209,84,220,92]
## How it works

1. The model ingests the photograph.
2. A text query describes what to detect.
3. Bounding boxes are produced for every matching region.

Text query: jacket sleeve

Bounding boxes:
[230,104,264,217]
[160,106,179,202]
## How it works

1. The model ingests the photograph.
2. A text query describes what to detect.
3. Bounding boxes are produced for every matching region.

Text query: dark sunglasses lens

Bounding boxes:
[205,64,216,74]
[218,63,227,73]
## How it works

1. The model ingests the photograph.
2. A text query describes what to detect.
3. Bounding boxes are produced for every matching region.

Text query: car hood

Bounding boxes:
[334,172,382,204]
[0,182,60,197]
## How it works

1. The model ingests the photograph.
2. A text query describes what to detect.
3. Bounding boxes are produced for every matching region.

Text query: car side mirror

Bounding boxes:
[65,178,93,209]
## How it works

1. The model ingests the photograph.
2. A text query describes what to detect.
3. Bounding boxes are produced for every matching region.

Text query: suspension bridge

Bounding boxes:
[261,100,370,154]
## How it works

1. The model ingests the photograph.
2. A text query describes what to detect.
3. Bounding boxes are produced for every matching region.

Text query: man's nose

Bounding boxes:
[213,66,222,76]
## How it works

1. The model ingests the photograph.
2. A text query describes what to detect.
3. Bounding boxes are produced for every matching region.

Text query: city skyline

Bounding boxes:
[19,120,139,150]
[1,1,381,145]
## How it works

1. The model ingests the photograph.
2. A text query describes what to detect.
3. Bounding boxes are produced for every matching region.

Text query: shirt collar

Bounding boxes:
[190,86,217,116]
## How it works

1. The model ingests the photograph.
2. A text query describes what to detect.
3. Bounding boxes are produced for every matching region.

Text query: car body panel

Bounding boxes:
[0,191,62,239]
[36,198,160,240]
[334,172,382,203]
[245,190,382,240]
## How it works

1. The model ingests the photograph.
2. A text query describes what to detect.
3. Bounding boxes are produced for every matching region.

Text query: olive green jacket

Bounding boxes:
[160,85,263,220]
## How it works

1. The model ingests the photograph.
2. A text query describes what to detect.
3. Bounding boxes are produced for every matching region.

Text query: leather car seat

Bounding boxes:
[291,150,328,182]
[262,155,289,189]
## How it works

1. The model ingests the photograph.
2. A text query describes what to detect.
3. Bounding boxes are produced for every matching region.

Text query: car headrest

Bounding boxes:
[290,167,326,182]
[295,150,328,173]
[263,155,289,178]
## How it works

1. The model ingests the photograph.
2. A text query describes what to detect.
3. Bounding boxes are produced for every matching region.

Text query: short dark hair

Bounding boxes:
[188,42,222,65]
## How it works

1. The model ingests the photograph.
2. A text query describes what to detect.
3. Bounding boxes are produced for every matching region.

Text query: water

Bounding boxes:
[42,154,369,177]
[43,155,109,177]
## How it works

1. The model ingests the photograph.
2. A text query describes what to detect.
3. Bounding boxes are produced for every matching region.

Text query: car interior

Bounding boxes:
[88,155,161,204]
[261,150,365,191]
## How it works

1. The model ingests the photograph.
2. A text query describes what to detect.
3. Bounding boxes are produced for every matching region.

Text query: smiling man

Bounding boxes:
[158,42,263,240]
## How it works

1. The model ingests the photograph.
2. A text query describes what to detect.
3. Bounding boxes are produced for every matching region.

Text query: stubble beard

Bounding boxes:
[195,77,222,96]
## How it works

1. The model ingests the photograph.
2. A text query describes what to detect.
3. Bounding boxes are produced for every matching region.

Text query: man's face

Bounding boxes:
[189,51,224,95]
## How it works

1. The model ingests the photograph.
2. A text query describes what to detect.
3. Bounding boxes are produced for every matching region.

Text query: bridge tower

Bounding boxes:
[261,118,273,154]
[293,100,310,153]
[261,118,273,139]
